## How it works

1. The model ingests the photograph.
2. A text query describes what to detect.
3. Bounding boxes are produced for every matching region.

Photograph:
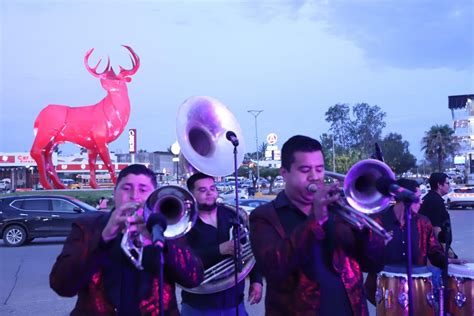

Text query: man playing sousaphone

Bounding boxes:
[50,164,203,315]
[181,172,263,315]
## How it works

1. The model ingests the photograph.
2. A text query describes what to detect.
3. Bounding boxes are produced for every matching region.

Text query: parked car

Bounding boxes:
[0,179,11,191]
[444,187,474,209]
[61,179,81,189]
[0,195,97,246]
[225,198,270,213]
[217,188,249,203]
[215,182,233,193]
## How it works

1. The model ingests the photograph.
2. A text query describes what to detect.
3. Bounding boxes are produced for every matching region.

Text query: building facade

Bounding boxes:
[449,94,474,183]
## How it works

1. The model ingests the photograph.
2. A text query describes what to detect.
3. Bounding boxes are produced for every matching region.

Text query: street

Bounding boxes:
[1,209,473,316]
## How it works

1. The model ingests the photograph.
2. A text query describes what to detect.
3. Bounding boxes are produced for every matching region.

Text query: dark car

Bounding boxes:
[0,195,97,246]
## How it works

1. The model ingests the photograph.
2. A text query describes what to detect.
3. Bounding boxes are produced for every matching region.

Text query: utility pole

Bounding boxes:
[248,110,263,191]
[332,134,336,172]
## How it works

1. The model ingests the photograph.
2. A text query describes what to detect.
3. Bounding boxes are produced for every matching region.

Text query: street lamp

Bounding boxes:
[171,141,180,184]
[248,110,263,191]
[332,134,336,172]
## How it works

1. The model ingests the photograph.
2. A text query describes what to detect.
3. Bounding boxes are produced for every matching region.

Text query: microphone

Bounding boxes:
[146,213,168,247]
[226,131,239,146]
[375,178,419,203]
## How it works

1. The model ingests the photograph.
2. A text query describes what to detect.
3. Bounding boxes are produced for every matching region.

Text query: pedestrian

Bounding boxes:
[97,196,109,210]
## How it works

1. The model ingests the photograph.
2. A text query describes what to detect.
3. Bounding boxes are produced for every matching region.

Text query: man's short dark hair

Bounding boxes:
[281,135,323,171]
[116,164,157,188]
[394,178,419,202]
[428,172,449,191]
[186,172,214,191]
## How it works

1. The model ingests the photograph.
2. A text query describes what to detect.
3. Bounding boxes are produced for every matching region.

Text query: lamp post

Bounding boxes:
[332,134,336,172]
[248,110,263,191]
[171,141,180,185]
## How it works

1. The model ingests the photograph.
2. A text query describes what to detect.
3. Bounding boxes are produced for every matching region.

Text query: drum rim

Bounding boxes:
[380,264,432,276]
[448,263,474,278]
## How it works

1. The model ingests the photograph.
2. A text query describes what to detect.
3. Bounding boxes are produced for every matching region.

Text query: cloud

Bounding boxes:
[244,0,473,71]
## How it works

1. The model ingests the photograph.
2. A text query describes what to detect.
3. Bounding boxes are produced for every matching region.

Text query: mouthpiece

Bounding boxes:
[307,183,318,193]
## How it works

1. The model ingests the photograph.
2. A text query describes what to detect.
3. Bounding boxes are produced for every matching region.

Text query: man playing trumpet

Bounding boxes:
[250,135,385,315]
[50,164,203,315]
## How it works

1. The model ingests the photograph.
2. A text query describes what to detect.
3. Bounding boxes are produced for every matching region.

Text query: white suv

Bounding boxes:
[0,179,11,191]
[445,186,474,209]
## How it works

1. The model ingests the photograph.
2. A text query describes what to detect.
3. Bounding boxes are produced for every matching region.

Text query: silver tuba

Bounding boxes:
[175,96,255,294]
[121,185,198,270]
[316,159,395,242]
[176,96,246,177]
[180,205,255,294]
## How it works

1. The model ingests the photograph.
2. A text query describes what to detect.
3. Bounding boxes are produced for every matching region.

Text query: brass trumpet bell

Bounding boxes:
[343,159,395,214]
[144,185,197,239]
[176,96,245,176]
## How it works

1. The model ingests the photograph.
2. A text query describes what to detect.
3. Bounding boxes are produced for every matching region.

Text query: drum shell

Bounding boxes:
[447,263,474,316]
[375,266,435,316]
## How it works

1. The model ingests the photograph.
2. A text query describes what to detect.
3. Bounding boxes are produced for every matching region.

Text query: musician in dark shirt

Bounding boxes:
[364,178,448,305]
[249,135,384,315]
[50,164,203,315]
[181,173,263,316]
[419,173,452,249]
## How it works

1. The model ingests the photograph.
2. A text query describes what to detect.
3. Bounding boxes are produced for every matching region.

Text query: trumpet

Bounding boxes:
[121,203,146,270]
[121,186,198,270]
[309,159,394,242]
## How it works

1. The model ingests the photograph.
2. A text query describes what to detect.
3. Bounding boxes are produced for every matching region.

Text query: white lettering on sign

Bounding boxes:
[266,133,278,145]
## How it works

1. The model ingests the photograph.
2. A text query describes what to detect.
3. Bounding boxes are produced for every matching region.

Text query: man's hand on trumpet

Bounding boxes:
[102,202,151,244]
[311,183,340,225]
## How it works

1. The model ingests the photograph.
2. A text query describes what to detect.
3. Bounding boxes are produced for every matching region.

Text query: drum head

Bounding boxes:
[380,264,432,278]
[448,263,474,278]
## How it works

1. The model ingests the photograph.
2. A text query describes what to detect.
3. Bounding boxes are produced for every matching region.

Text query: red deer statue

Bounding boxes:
[30,45,140,189]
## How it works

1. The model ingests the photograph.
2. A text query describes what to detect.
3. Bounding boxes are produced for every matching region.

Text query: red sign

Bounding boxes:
[16,154,36,164]
[0,155,15,163]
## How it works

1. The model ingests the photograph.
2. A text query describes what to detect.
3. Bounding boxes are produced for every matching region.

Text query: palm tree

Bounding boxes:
[421,124,459,171]
[258,142,267,159]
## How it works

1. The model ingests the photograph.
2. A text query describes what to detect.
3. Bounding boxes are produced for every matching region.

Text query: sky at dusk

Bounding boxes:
[1,0,473,161]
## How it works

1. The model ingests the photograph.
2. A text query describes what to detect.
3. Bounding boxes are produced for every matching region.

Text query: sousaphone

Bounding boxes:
[176,96,255,294]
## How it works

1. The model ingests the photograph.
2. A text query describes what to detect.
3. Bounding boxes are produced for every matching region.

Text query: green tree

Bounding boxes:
[325,102,387,158]
[379,133,416,175]
[336,151,363,174]
[325,103,353,149]
[421,124,459,172]
[259,167,280,194]
[351,103,386,157]
[258,142,267,160]
[320,133,346,173]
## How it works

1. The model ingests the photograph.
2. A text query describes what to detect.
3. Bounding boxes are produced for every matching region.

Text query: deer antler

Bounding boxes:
[118,45,140,78]
[84,48,112,78]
